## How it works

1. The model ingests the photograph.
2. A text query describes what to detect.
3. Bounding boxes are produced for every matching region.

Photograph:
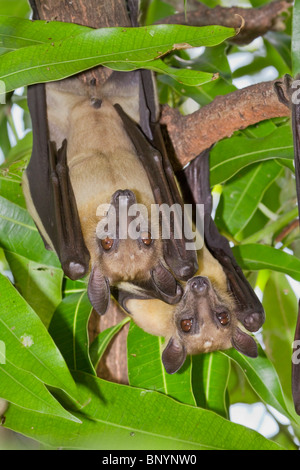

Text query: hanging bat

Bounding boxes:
[114,148,264,374]
[23,4,198,316]
[275,75,300,416]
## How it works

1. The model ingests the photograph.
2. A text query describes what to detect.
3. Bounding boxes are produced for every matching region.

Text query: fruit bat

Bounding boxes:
[275,74,300,415]
[23,6,198,316]
[115,148,265,374]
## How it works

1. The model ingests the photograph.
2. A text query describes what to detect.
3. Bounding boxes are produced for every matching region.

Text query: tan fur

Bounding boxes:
[127,298,173,337]
[125,244,237,355]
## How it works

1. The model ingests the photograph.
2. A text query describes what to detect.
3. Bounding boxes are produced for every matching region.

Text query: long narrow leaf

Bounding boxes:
[0,23,236,92]
[0,16,90,51]
[0,195,60,267]
[232,244,300,282]
[0,361,79,422]
[210,125,293,185]
[223,346,295,423]
[192,352,230,418]
[128,322,196,406]
[90,317,130,370]
[3,371,284,450]
[0,274,79,403]
[49,292,95,376]
[216,161,283,240]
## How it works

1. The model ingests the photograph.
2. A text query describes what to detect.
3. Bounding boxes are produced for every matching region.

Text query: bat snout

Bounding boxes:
[188,276,210,295]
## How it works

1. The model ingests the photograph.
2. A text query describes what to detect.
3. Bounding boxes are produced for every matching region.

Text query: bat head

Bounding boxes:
[162,276,258,374]
[87,189,182,315]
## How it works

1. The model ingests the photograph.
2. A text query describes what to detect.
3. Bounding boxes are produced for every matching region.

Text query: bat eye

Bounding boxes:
[141,231,152,246]
[181,318,193,333]
[217,312,230,326]
[101,237,114,251]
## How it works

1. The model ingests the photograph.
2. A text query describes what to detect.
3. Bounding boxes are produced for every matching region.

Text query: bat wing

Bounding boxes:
[24,84,90,280]
[177,148,265,332]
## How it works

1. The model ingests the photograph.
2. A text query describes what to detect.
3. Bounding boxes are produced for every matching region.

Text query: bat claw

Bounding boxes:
[64,261,89,281]
[242,312,265,332]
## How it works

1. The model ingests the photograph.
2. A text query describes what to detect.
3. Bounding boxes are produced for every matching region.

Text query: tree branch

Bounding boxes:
[158,0,292,45]
[160,78,290,169]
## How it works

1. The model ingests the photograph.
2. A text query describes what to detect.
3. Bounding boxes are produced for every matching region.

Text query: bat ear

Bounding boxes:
[231,328,258,358]
[151,262,182,304]
[162,337,187,374]
[87,265,110,316]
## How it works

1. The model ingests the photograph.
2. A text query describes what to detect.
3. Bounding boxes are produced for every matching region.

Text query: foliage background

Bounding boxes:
[0,0,299,450]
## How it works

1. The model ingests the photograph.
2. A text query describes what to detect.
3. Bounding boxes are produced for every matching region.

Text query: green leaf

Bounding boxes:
[0,195,60,267]
[127,322,196,406]
[0,158,27,208]
[0,362,79,422]
[232,244,300,282]
[144,0,176,25]
[263,272,298,401]
[0,1,30,18]
[3,371,284,450]
[141,58,215,86]
[223,346,292,422]
[216,161,283,240]
[0,18,217,87]
[90,317,130,370]
[0,273,79,402]
[0,16,90,51]
[49,292,95,376]
[2,131,32,166]
[158,43,235,107]
[210,125,294,185]
[62,277,86,297]
[0,22,236,92]
[4,251,63,328]
[192,352,230,418]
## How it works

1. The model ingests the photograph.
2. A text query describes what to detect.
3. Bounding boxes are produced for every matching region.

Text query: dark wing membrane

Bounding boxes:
[26,84,90,280]
[177,148,265,332]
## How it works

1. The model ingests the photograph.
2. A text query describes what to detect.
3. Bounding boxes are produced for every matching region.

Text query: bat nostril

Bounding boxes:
[113,189,136,204]
[190,276,209,294]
